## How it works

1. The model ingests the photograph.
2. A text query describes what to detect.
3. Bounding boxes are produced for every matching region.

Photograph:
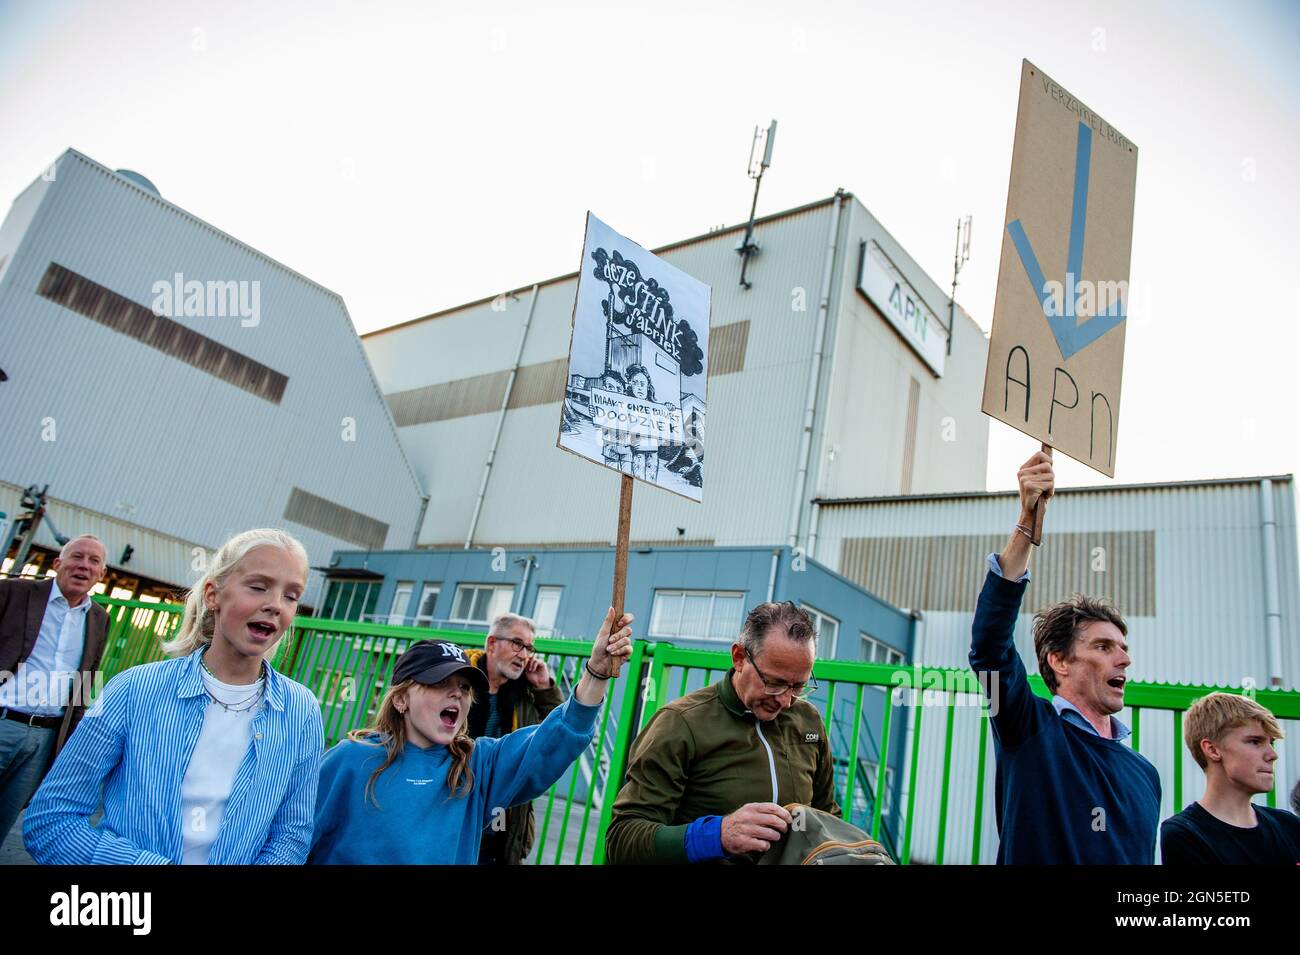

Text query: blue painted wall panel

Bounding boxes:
[331,545,914,660]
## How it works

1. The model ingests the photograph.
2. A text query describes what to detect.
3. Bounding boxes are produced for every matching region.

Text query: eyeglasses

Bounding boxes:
[744,648,818,699]
[497,636,536,658]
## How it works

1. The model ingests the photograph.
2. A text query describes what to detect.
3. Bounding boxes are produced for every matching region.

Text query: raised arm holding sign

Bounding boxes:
[1000,446,1054,580]
[967,61,1162,864]
[970,449,1161,863]
[557,213,712,675]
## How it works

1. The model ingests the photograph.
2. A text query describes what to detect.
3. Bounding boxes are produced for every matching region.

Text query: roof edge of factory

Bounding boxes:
[361,193,848,339]
[814,473,1295,507]
[53,148,351,304]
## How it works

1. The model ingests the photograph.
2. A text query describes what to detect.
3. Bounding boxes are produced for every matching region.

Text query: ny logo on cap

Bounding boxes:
[437,643,467,663]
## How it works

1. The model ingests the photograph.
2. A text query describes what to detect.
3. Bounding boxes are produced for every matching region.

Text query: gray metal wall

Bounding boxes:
[0,150,425,592]
[814,477,1300,689]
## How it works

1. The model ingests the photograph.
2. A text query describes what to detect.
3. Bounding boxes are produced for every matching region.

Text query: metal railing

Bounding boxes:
[625,646,923,863]
[88,596,1300,865]
[279,615,623,865]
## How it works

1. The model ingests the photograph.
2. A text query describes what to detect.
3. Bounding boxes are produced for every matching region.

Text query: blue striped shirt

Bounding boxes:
[23,649,323,865]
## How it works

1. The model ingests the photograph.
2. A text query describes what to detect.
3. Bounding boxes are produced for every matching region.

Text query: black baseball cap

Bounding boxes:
[392,641,488,696]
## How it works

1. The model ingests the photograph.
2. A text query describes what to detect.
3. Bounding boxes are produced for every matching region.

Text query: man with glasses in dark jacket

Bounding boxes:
[466,612,563,864]
[606,601,838,864]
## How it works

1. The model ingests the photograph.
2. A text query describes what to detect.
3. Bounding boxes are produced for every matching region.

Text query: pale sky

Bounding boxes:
[2,0,1297,494]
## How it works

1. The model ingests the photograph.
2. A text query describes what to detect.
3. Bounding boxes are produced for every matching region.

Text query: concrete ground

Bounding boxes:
[2,809,33,864]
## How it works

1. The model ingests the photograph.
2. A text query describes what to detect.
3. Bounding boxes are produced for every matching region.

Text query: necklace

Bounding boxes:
[200,650,266,713]
[201,674,264,712]
[204,684,264,713]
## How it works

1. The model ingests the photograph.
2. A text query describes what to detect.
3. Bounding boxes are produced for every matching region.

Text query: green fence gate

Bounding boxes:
[89,596,1300,865]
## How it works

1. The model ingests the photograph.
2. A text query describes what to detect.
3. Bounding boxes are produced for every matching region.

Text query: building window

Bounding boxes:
[860,633,905,667]
[413,583,441,626]
[450,584,515,626]
[387,581,414,625]
[321,579,381,622]
[710,320,750,376]
[649,590,745,642]
[532,586,562,636]
[801,604,840,658]
[283,487,389,550]
[385,357,569,427]
[37,262,289,404]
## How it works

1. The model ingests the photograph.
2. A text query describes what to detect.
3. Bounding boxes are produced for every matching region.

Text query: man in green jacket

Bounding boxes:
[466,612,564,865]
[606,601,839,864]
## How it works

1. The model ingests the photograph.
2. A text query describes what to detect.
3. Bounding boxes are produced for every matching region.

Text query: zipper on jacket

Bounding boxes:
[753,720,779,803]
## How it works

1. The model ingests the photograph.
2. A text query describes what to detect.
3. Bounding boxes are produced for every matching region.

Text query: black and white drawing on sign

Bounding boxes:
[558,213,711,502]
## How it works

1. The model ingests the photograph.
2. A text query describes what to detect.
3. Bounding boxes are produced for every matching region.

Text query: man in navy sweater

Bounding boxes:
[970,450,1161,864]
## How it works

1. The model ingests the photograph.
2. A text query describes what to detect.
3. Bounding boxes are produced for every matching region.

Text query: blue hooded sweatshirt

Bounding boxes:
[309,695,598,864]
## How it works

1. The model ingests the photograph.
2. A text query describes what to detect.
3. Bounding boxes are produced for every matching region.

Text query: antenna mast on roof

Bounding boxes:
[946,215,971,355]
[737,120,777,289]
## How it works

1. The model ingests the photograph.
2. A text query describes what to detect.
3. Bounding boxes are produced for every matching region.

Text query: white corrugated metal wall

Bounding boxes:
[814,203,989,507]
[0,150,425,594]
[0,174,51,279]
[813,477,1300,862]
[364,195,989,548]
[365,202,839,547]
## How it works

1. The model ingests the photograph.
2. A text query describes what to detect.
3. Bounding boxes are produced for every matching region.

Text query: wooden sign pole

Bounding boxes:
[609,473,634,676]
[1029,443,1052,545]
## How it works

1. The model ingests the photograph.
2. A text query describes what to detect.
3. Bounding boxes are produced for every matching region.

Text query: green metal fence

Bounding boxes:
[279,615,625,866]
[89,596,1300,865]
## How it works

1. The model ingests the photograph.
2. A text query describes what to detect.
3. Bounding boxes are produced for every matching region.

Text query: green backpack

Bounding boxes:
[755,804,897,866]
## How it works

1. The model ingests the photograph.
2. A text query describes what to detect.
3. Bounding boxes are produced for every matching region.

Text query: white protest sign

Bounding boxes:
[557,213,711,502]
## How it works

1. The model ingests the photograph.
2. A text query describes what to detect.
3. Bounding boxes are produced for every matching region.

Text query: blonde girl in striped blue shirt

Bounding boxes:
[24,529,324,864]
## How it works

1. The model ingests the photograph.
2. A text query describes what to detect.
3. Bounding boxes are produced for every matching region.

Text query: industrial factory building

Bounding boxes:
[0,148,425,603]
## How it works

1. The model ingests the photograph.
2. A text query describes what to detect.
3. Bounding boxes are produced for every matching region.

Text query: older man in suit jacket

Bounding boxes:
[0,535,110,842]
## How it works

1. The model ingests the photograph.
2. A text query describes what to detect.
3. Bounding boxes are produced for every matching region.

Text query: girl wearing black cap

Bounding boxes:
[308,607,632,864]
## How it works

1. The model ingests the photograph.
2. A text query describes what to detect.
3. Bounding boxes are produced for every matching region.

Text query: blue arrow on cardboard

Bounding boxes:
[1005,121,1126,361]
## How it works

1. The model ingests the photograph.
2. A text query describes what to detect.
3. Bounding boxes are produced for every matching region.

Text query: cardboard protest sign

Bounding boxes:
[558,212,711,501]
[982,60,1138,477]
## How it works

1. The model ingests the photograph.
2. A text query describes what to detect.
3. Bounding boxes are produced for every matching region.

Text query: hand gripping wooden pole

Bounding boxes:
[608,474,634,677]
[1029,443,1052,546]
